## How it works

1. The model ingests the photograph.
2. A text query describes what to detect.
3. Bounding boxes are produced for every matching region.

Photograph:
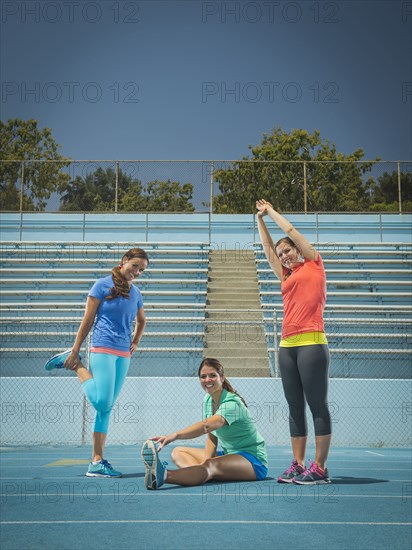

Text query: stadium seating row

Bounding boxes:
[1,240,411,378]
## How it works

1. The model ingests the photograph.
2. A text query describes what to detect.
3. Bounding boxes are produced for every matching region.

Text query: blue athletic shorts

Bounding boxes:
[217,450,268,481]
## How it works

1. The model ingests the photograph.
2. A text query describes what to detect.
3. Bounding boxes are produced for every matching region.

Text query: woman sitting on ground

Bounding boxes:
[141,357,268,489]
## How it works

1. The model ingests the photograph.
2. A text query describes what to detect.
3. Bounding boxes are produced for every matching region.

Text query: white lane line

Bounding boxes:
[365,451,385,457]
[1,520,411,526]
[1,492,411,499]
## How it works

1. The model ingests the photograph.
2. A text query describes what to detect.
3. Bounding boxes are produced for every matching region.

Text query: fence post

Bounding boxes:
[145,212,149,241]
[19,161,25,213]
[208,161,214,244]
[210,160,214,215]
[19,211,23,241]
[303,161,307,214]
[397,161,402,214]
[115,161,119,213]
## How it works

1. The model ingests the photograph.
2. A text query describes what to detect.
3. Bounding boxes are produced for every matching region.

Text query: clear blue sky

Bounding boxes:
[1,0,411,161]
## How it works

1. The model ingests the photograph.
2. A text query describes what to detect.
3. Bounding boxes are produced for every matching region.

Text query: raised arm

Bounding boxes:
[256,199,318,263]
[256,201,283,280]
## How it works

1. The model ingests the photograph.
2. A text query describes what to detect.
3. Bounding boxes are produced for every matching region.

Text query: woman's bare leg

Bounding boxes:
[171,446,207,468]
[314,434,332,470]
[166,454,256,487]
[291,435,307,466]
[92,432,107,463]
[70,359,93,384]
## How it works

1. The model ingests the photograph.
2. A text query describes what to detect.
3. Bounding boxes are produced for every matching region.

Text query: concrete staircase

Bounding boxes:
[204,249,271,377]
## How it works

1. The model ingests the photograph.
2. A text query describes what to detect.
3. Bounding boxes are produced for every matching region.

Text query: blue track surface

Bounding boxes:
[1,445,411,550]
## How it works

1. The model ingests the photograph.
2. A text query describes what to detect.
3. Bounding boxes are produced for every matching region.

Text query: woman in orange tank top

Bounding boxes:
[256,199,332,485]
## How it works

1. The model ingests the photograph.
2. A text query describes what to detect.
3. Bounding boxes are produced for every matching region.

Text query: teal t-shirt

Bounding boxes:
[203,389,268,467]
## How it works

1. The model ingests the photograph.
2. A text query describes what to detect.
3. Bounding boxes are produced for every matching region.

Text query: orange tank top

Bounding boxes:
[280,253,326,340]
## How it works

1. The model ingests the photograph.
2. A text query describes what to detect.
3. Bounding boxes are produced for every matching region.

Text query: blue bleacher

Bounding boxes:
[0,241,209,377]
[1,213,411,379]
[255,241,411,379]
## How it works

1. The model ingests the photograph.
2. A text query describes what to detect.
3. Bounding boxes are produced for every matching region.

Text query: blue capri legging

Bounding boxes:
[81,353,130,434]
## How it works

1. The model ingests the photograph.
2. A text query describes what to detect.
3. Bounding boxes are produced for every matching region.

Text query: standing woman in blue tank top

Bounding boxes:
[45,247,149,477]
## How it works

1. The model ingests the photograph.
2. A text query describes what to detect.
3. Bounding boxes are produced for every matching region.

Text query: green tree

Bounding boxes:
[0,118,70,211]
[368,171,412,211]
[144,180,195,212]
[213,128,377,213]
[61,170,194,212]
[60,167,145,211]
[106,177,194,212]
[115,175,146,211]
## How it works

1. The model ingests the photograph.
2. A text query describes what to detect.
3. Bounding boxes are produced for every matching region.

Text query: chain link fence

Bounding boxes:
[1,160,411,213]
[1,310,411,447]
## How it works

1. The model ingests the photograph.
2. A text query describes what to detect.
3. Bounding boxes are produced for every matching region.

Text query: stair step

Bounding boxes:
[205,313,264,322]
[206,334,267,344]
[205,348,268,358]
[209,252,255,258]
[208,288,259,293]
[224,367,271,377]
[207,288,259,295]
[209,267,257,272]
[209,278,258,282]
[206,300,260,309]
[206,249,270,376]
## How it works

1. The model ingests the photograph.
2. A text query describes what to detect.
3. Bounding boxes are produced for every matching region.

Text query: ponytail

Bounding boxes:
[199,358,248,407]
[106,266,130,300]
[106,247,149,301]
[222,378,248,408]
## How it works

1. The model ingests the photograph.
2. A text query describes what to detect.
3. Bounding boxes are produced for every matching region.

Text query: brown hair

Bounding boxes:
[106,247,149,300]
[274,236,300,255]
[198,357,247,407]
[274,237,300,281]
